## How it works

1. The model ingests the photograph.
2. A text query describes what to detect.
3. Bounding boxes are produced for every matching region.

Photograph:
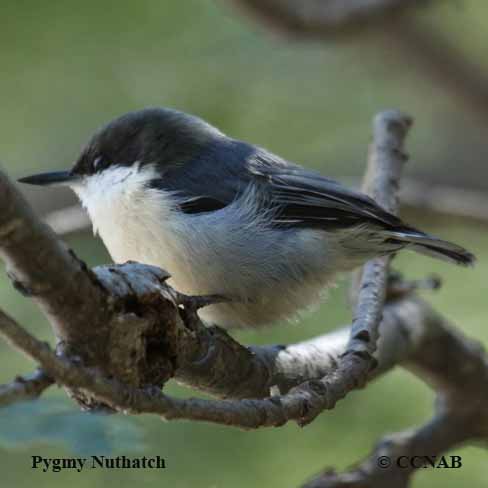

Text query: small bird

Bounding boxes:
[19,108,475,328]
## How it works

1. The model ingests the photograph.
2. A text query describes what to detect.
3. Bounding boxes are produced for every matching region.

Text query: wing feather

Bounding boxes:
[248,156,403,230]
[150,140,403,231]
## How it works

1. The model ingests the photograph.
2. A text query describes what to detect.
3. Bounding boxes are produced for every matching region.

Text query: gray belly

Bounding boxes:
[102,220,337,328]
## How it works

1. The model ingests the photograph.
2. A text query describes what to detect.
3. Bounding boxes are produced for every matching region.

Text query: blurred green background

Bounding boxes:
[1,1,487,487]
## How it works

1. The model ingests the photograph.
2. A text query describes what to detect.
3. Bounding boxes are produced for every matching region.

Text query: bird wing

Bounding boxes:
[153,140,403,231]
[241,148,403,231]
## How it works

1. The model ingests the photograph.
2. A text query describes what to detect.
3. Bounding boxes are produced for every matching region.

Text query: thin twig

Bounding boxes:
[346,110,411,362]
[0,370,54,407]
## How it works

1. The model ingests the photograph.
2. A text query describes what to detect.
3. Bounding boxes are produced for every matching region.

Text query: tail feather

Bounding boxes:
[386,230,476,267]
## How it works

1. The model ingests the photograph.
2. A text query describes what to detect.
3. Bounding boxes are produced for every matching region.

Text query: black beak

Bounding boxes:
[18,171,79,187]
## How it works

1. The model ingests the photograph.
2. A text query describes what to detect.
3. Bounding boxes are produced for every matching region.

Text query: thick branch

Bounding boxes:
[4,287,487,431]
[0,305,372,428]
[0,170,108,353]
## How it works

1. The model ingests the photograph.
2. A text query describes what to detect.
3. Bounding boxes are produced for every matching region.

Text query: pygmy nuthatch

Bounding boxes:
[20,108,475,328]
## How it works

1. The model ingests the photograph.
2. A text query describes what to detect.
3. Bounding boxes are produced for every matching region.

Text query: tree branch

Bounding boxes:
[4,283,486,432]
[232,0,426,39]
[0,300,417,428]
[383,19,488,125]
[232,0,488,131]
[346,111,410,364]
[0,170,108,355]
[400,177,488,224]
[0,370,54,407]
[303,312,488,487]
[303,411,471,487]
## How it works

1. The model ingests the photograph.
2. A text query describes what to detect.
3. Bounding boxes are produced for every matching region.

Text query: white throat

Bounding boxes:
[69,164,185,278]
[70,164,157,236]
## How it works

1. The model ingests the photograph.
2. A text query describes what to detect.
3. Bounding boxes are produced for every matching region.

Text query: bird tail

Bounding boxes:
[386,228,476,267]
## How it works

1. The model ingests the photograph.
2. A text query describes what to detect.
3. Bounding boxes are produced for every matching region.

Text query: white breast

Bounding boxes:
[71,164,193,289]
[71,165,338,328]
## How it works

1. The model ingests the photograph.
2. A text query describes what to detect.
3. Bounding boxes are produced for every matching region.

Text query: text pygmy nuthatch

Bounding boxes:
[19,108,475,328]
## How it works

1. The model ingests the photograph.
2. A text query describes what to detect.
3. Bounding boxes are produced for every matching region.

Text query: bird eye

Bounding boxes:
[92,156,106,172]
